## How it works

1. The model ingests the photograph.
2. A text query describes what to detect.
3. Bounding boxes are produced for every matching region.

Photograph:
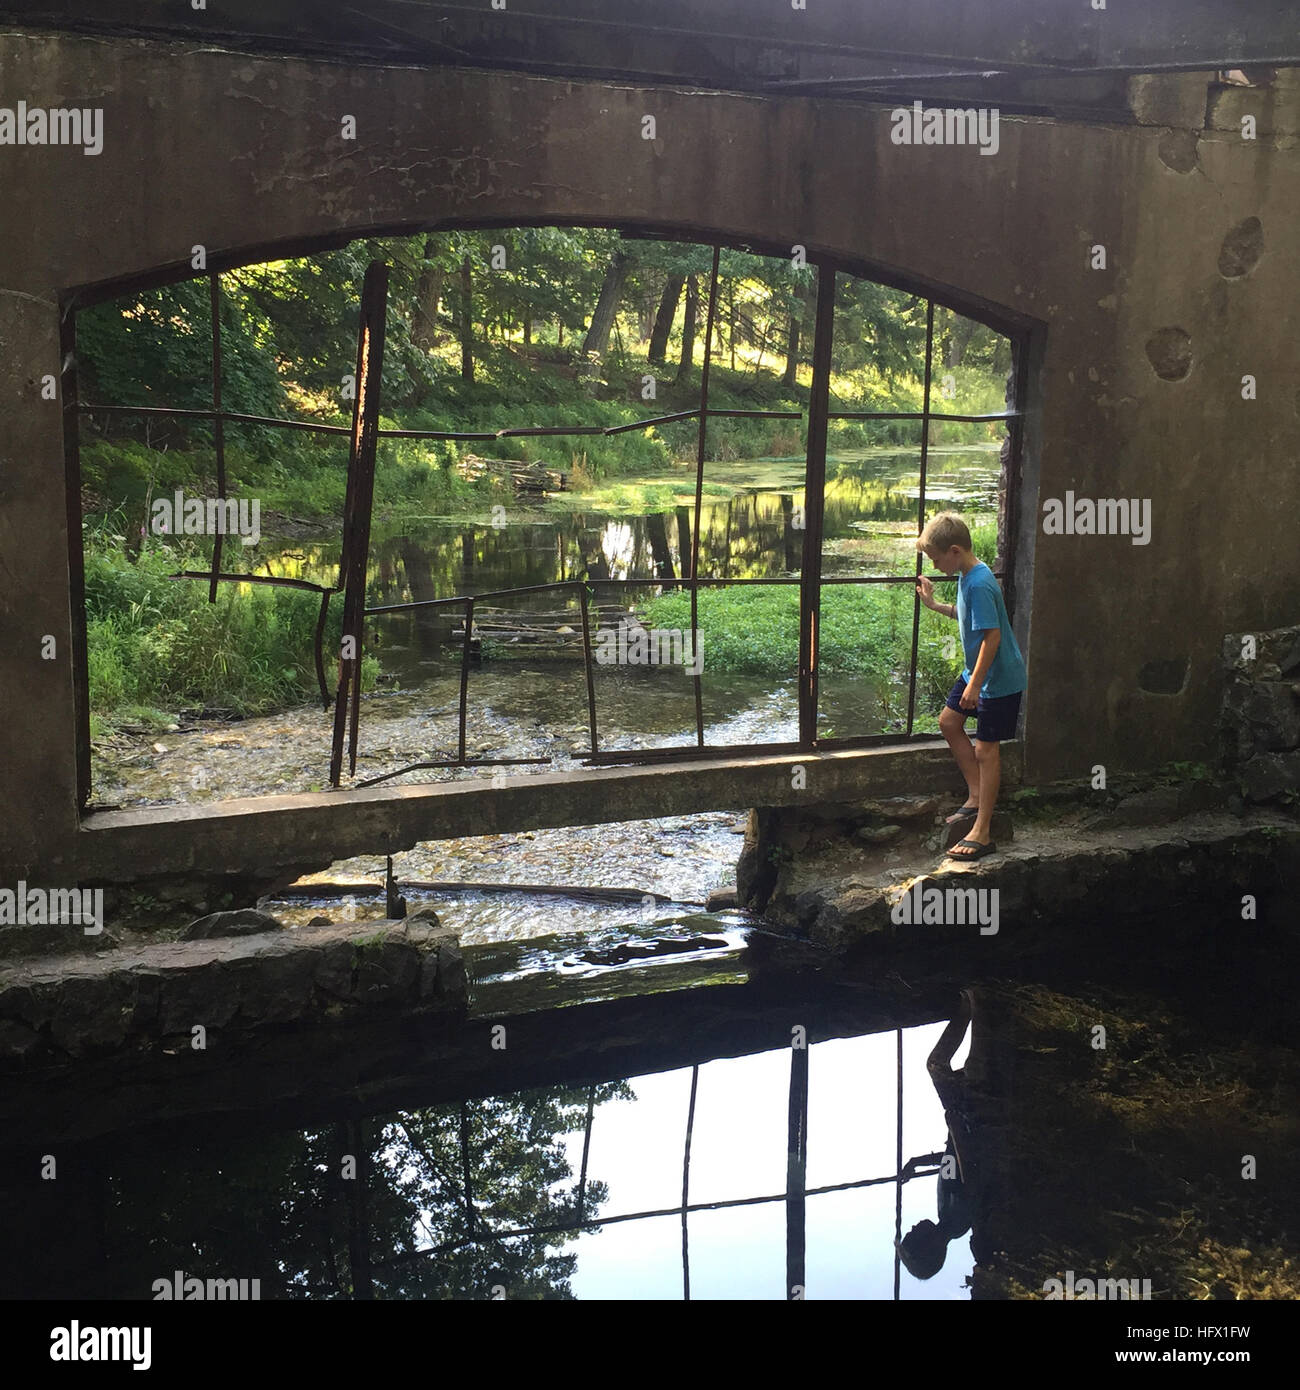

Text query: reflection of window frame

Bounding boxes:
[63,222,1027,805]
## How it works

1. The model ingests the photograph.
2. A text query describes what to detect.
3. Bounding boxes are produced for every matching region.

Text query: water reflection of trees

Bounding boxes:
[18,1082,631,1300]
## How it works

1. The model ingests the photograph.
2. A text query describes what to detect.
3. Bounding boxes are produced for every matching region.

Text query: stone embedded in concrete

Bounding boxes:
[1137,656,1188,695]
[1240,752,1300,802]
[1157,128,1200,173]
[182,908,284,940]
[1218,216,1264,278]
[859,824,904,845]
[1222,626,1300,802]
[1144,326,1194,380]
[0,925,119,960]
[858,795,942,823]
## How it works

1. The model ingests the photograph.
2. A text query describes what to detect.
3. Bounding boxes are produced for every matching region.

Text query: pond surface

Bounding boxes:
[5,1018,972,1300]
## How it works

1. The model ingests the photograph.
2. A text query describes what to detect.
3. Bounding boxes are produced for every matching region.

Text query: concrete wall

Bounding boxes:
[1,33,1296,881]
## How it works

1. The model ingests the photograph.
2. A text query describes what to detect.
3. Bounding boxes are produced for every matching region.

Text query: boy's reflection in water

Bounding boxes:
[898,990,984,1281]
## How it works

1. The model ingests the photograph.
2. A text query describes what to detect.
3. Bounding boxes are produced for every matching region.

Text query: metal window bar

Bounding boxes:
[688,246,722,748]
[329,261,389,786]
[682,1064,699,1301]
[905,299,937,737]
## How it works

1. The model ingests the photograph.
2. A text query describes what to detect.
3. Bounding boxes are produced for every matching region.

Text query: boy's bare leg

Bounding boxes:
[939,705,980,811]
[957,740,1001,849]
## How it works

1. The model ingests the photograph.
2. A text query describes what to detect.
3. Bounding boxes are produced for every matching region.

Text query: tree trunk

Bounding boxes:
[648,274,684,365]
[676,275,699,384]
[781,283,808,388]
[944,316,977,369]
[676,506,693,576]
[412,239,444,348]
[646,512,675,580]
[523,306,531,347]
[459,256,474,383]
[580,249,630,366]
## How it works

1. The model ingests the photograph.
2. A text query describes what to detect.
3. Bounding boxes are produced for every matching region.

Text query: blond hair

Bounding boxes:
[916,512,972,555]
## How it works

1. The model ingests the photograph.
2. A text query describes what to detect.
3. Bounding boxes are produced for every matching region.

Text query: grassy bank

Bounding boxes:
[85,536,376,728]
[81,357,1008,526]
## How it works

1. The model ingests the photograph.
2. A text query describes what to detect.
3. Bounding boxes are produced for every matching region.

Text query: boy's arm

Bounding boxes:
[959,629,1001,707]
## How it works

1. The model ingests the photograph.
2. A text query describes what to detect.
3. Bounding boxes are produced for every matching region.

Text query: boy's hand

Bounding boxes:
[958,682,979,710]
[916,575,934,606]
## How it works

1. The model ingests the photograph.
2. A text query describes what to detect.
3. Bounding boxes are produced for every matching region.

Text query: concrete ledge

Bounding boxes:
[757,812,1300,952]
[72,743,1011,888]
[0,917,465,1066]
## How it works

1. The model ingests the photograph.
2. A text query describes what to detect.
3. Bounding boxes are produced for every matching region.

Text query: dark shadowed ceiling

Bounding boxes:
[1,0,1295,120]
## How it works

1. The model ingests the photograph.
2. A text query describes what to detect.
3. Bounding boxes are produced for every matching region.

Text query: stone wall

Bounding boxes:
[1222,625,1300,803]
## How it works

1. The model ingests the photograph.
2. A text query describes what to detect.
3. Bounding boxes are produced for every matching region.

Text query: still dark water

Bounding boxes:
[4,1018,971,1300]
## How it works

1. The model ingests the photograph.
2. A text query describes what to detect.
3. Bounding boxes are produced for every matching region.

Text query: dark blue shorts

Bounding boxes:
[945,678,1022,742]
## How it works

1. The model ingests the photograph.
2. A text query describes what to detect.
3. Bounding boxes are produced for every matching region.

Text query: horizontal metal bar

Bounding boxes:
[827,410,1020,422]
[705,409,805,419]
[375,428,502,441]
[366,571,993,616]
[435,1165,945,1250]
[80,403,353,436]
[601,410,700,436]
[814,733,948,750]
[169,570,339,594]
[495,424,607,438]
[366,579,586,615]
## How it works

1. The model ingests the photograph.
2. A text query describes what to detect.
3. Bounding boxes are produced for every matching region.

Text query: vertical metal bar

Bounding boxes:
[893,1026,904,1300]
[457,596,474,764]
[577,581,599,756]
[61,301,92,808]
[208,273,225,604]
[905,300,936,736]
[786,1040,809,1299]
[681,1064,699,1301]
[797,264,835,747]
[329,262,389,786]
[577,1085,595,1227]
[688,246,721,748]
[313,589,333,708]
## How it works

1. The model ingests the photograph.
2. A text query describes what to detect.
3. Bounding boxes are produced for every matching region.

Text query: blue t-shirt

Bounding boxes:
[957,562,1027,698]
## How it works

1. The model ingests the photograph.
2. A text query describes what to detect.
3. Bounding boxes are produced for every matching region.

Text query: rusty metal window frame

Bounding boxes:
[63,222,1027,804]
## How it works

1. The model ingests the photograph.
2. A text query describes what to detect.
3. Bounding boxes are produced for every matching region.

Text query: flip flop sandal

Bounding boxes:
[945,804,979,824]
[947,838,996,861]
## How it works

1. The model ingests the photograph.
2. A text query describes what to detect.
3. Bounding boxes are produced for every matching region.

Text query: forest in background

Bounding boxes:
[76,228,1011,731]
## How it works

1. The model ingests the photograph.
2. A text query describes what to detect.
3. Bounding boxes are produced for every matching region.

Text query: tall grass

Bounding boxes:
[84,535,375,718]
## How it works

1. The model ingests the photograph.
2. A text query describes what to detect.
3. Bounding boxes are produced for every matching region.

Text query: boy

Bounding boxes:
[915,513,1026,861]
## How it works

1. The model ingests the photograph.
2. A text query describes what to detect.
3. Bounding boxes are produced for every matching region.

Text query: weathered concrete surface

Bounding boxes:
[0,915,465,1065]
[742,805,1300,952]
[71,743,987,891]
[0,30,1297,886]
